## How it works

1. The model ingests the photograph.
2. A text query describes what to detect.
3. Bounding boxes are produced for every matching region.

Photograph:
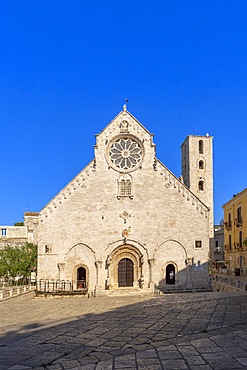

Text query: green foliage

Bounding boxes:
[14,222,24,226]
[0,243,37,277]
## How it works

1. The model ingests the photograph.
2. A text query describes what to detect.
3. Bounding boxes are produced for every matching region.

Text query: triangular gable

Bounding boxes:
[96,109,154,138]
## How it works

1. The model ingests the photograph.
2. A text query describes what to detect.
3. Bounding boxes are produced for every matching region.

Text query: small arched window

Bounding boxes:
[199,160,204,169]
[198,180,204,191]
[199,140,204,154]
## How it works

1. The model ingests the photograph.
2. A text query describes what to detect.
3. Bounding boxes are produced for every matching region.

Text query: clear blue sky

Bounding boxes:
[1,1,247,225]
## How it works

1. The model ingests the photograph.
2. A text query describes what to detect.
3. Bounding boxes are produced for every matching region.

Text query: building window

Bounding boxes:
[195,240,202,249]
[119,179,131,196]
[214,240,219,252]
[237,207,242,225]
[45,245,51,253]
[117,174,133,198]
[1,228,7,236]
[229,234,232,250]
[198,180,204,191]
[199,140,204,154]
[199,160,204,169]
[239,231,243,248]
[228,212,231,223]
[225,213,232,230]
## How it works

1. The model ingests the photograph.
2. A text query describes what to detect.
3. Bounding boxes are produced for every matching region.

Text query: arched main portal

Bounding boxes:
[166,263,175,284]
[77,267,86,289]
[118,258,134,287]
[107,244,144,289]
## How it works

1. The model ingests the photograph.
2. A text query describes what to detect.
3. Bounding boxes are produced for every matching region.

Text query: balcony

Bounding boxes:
[234,217,243,227]
[224,221,232,230]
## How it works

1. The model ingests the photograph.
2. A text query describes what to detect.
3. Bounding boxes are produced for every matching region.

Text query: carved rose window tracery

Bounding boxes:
[109,137,143,171]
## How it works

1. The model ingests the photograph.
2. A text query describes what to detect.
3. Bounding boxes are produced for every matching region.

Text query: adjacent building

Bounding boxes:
[213,223,225,269]
[223,188,247,274]
[0,213,39,249]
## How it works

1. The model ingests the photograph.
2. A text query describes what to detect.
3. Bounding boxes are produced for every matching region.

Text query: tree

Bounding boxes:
[14,222,24,226]
[0,243,37,278]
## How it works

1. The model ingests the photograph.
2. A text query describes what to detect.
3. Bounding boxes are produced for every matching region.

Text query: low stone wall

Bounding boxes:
[211,272,247,292]
[211,280,244,292]
[0,285,35,300]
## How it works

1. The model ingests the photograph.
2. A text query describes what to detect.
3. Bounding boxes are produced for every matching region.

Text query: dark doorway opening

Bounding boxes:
[166,264,175,284]
[77,267,86,289]
[118,258,134,287]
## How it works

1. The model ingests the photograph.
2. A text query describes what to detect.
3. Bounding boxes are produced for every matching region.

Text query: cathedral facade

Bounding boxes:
[37,107,214,293]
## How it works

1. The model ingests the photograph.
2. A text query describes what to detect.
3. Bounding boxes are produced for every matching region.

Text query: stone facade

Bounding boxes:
[37,107,214,293]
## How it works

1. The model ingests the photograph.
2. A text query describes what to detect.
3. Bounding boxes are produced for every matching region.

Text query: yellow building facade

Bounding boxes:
[223,188,247,274]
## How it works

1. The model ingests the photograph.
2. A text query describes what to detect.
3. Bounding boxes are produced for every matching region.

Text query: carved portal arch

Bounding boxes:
[107,244,143,289]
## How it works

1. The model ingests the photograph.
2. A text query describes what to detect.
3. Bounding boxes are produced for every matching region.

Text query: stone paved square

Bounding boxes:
[1,291,247,369]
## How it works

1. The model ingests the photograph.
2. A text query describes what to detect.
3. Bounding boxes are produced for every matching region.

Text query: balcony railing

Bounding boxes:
[234,217,243,227]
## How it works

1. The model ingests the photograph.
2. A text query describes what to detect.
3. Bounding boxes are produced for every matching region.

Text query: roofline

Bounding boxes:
[180,134,213,148]
[155,157,210,210]
[222,187,247,209]
[96,109,154,138]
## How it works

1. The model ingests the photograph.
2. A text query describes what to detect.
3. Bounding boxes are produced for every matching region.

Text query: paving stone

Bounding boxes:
[189,366,212,370]
[45,365,63,370]
[184,355,206,366]
[114,360,136,368]
[177,344,200,356]
[136,357,162,366]
[53,359,81,369]
[8,366,33,370]
[18,351,62,368]
[201,351,233,360]
[205,358,243,369]
[78,365,96,370]
[136,349,157,359]
[161,358,189,369]
[224,346,247,357]
[157,350,183,360]
[95,360,113,370]
[236,357,247,366]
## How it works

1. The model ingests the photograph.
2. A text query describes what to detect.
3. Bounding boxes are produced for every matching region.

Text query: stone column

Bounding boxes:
[57,263,66,281]
[106,256,112,290]
[139,256,144,289]
[148,258,155,290]
[95,260,103,292]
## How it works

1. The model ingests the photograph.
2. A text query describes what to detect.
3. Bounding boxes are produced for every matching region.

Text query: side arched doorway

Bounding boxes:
[166,263,175,284]
[77,267,86,289]
[118,258,134,287]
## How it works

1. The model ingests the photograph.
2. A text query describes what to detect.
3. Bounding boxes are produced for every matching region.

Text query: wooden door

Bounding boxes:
[118,258,134,287]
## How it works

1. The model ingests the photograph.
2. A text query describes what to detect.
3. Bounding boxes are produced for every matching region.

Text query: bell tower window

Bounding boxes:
[199,140,204,154]
[199,160,204,169]
[198,180,204,191]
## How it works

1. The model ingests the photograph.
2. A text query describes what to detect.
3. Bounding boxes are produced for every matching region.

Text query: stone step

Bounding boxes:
[157,287,212,294]
[107,288,151,296]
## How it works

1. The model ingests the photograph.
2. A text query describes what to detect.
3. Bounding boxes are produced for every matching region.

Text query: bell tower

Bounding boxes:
[181,134,214,234]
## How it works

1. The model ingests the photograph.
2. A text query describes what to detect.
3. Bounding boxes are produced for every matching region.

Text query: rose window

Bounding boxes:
[109,137,143,171]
